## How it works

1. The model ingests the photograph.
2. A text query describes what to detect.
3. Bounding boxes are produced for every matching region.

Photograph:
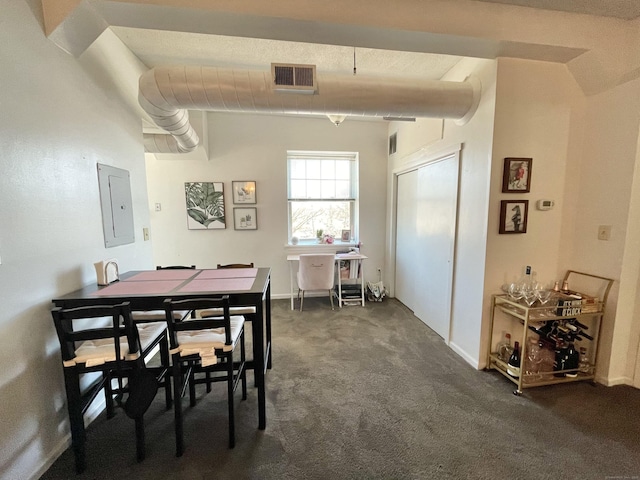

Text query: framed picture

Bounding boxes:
[502,158,532,193]
[232,181,256,204]
[184,182,225,230]
[233,207,257,230]
[341,230,351,242]
[499,200,528,234]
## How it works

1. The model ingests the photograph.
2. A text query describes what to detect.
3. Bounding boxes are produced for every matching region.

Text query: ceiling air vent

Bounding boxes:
[271,63,317,94]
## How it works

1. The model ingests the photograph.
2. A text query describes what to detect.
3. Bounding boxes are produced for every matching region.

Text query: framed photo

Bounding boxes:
[233,207,257,230]
[232,181,256,204]
[341,230,351,242]
[184,182,225,230]
[499,200,528,234]
[502,158,532,193]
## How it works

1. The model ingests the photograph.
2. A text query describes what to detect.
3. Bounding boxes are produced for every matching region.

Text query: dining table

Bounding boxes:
[52,266,272,430]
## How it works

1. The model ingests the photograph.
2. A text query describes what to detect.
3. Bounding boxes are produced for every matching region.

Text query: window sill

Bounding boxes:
[284,241,360,253]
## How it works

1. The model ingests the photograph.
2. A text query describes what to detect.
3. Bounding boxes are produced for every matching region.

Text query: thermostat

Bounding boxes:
[536,199,554,211]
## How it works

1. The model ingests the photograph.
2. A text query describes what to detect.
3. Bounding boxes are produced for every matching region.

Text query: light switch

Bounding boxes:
[598,225,611,241]
[155,203,161,212]
[143,227,150,241]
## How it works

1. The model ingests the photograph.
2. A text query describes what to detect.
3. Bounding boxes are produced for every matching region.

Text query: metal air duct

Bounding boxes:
[139,65,481,153]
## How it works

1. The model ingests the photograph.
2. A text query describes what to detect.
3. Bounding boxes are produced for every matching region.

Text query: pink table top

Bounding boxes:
[178,277,255,293]
[91,280,185,296]
[123,270,200,281]
[195,268,258,279]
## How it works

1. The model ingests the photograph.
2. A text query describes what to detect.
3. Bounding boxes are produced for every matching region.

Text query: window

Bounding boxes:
[287,151,358,242]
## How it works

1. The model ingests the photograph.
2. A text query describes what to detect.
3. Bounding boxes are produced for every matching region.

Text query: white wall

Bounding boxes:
[484,59,586,365]
[0,2,153,479]
[562,77,640,384]
[145,112,389,297]
[387,58,498,367]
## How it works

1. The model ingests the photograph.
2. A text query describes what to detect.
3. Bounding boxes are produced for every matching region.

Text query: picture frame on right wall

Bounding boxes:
[233,207,257,230]
[499,200,529,234]
[502,157,532,193]
[232,181,256,204]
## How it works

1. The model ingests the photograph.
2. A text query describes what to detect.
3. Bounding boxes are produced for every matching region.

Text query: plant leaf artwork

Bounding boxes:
[184,182,226,229]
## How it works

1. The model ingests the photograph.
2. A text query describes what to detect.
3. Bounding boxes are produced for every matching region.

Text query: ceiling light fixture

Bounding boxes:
[327,114,347,126]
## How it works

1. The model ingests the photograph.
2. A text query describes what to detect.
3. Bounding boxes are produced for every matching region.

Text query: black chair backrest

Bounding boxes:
[157,265,196,270]
[217,263,254,269]
[51,302,139,364]
[163,296,233,350]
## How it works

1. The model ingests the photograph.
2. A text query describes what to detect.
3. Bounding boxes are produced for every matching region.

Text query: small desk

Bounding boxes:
[287,253,368,310]
[52,267,271,430]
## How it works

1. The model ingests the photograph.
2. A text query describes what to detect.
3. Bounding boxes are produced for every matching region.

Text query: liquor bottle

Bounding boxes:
[564,340,580,377]
[578,347,590,373]
[523,337,542,382]
[496,332,513,362]
[554,339,569,377]
[507,341,521,378]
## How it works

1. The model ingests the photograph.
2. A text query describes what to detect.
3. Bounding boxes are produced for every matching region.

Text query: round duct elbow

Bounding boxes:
[143,133,198,154]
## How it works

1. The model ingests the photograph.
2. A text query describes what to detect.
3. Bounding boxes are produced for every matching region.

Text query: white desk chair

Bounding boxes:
[297,254,336,311]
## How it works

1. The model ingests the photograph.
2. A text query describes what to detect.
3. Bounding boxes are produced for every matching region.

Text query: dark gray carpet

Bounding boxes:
[42,298,640,479]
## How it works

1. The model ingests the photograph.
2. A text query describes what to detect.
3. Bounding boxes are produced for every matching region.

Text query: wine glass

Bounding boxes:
[508,282,524,301]
[534,282,554,316]
[522,287,537,307]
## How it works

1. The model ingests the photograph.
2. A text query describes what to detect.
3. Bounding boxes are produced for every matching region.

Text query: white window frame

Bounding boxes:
[287,150,359,244]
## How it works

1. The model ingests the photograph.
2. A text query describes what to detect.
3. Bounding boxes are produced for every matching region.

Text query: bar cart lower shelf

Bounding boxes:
[488,353,596,395]
[486,270,613,395]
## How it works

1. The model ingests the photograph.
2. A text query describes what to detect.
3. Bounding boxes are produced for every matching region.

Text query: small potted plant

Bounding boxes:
[316,229,323,243]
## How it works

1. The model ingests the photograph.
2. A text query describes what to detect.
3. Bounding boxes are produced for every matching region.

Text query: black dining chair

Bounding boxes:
[51,302,172,474]
[164,296,247,456]
[200,263,272,370]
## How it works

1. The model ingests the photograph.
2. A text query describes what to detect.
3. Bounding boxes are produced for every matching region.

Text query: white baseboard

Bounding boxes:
[448,341,480,369]
[596,374,632,386]
[29,394,107,480]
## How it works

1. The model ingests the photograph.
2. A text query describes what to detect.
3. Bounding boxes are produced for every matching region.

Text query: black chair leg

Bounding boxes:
[189,362,197,407]
[159,336,173,409]
[63,368,86,474]
[135,417,145,462]
[172,356,184,457]
[266,313,272,370]
[104,371,115,419]
[227,352,235,448]
[241,331,247,400]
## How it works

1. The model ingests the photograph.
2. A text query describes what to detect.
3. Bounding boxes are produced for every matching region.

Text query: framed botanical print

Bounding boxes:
[502,158,532,193]
[233,207,257,230]
[499,200,528,234]
[184,182,225,230]
[232,181,256,204]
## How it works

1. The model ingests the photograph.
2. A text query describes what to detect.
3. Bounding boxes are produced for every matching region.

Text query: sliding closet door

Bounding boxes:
[395,169,419,312]
[395,154,459,342]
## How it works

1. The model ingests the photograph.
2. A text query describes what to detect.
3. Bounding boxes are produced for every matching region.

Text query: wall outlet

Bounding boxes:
[598,225,611,241]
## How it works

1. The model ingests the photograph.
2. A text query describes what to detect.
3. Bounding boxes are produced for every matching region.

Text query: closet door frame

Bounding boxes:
[389,143,462,343]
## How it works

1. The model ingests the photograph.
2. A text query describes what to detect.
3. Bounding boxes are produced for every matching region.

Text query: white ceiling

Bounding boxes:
[111,28,464,81]
[110,0,640,82]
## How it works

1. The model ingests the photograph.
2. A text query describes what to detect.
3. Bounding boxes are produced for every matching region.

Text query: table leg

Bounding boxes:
[254,289,268,429]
